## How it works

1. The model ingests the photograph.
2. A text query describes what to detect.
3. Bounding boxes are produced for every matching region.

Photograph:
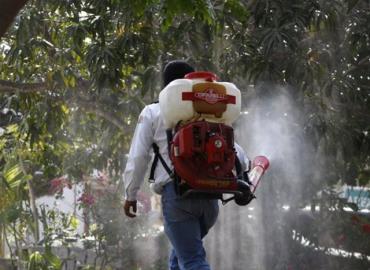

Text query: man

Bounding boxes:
[123,60,249,270]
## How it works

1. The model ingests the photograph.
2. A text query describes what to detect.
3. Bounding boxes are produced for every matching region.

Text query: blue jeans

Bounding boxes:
[161,182,219,270]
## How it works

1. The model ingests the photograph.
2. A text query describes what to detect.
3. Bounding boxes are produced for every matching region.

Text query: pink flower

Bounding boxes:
[78,193,95,206]
[49,177,71,195]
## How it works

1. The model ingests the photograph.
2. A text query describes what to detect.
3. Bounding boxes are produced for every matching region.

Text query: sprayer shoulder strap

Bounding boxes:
[149,143,172,182]
[235,155,251,184]
[235,155,242,179]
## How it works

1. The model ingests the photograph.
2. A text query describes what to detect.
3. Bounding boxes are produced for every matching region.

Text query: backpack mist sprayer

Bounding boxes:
[155,72,270,205]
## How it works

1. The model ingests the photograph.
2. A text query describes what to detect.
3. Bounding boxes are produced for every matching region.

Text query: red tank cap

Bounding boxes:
[185,71,219,82]
[253,156,270,171]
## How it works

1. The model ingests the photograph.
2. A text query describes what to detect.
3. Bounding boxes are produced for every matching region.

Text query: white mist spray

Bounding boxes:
[206,84,312,270]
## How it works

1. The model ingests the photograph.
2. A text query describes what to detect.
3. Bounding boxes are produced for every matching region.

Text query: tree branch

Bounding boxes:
[0,80,48,93]
[76,99,127,132]
[0,79,127,131]
[0,79,91,94]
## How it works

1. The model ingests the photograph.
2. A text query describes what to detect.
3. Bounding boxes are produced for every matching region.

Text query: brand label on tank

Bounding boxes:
[194,89,228,104]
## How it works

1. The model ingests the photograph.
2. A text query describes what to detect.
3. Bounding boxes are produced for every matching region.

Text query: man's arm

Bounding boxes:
[123,106,154,217]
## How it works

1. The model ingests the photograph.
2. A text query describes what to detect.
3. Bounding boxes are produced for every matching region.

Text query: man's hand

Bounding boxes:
[124,200,137,218]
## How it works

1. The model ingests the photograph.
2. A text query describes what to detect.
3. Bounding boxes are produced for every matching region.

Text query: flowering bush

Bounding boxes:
[48,176,72,196]
[78,192,96,207]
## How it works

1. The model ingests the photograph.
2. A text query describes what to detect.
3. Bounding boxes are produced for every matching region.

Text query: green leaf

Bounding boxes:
[346,0,360,13]
[5,204,22,223]
[4,164,22,185]
[44,251,62,270]
[28,251,47,270]
[6,124,19,134]
[225,0,249,22]
[69,215,79,230]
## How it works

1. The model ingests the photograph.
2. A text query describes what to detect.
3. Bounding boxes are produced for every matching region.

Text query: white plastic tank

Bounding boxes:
[159,72,241,128]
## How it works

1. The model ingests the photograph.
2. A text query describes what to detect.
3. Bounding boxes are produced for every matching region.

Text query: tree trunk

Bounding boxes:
[26,178,40,242]
[0,226,3,257]
[19,158,40,242]
[0,0,28,38]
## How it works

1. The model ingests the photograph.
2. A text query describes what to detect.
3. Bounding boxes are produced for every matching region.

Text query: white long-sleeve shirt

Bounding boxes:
[123,103,249,201]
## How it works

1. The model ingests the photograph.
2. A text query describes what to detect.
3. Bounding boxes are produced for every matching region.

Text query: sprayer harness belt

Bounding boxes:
[123,103,249,201]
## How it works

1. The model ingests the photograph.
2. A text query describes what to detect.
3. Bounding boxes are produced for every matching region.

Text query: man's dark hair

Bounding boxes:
[162,60,195,87]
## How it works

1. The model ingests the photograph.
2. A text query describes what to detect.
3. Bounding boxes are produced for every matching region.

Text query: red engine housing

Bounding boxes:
[170,121,238,192]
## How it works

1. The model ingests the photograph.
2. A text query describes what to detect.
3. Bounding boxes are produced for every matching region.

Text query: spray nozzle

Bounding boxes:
[252,156,270,171]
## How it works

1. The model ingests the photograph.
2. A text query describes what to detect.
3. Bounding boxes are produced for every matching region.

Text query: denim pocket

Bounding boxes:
[161,181,178,203]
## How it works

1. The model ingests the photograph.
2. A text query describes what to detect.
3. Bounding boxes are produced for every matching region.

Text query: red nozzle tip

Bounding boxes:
[253,156,270,171]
